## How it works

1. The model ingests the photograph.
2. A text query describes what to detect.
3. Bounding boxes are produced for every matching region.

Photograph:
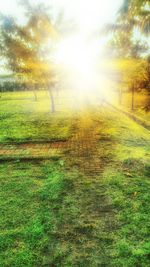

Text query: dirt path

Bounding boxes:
[0,109,113,173]
[56,109,117,266]
[0,142,66,160]
[67,110,101,173]
[67,108,115,172]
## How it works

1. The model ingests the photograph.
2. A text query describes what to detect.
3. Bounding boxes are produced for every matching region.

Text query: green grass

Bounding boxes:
[113,91,150,127]
[0,159,69,266]
[114,91,150,111]
[0,159,114,267]
[103,164,150,267]
[0,92,150,266]
[101,109,150,267]
[132,109,150,127]
[0,91,73,142]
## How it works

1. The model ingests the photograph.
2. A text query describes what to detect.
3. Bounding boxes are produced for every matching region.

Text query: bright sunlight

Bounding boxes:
[55,35,100,89]
[0,1,150,266]
[52,0,123,102]
[0,0,123,104]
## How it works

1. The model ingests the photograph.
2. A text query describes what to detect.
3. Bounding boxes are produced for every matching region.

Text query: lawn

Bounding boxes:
[0,91,73,143]
[114,91,150,126]
[0,92,150,266]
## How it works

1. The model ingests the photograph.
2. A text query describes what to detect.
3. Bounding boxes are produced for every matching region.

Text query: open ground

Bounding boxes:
[0,91,150,267]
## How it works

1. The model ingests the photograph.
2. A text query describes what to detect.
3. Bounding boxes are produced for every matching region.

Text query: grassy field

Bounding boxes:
[0,91,150,266]
[0,91,73,143]
[115,91,150,124]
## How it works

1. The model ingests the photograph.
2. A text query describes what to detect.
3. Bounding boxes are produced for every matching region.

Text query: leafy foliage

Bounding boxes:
[0,5,58,87]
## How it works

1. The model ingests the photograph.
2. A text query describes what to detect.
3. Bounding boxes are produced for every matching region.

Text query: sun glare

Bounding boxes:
[54,33,109,102]
[55,35,99,73]
[53,0,123,102]
[55,0,123,33]
[0,0,123,104]
[54,35,101,93]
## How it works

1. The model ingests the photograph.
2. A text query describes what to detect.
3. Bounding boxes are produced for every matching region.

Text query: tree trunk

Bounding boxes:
[48,89,55,113]
[32,83,37,101]
[56,86,59,98]
[33,90,37,101]
[33,85,38,101]
[131,85,135,111]
[119,88,122,105]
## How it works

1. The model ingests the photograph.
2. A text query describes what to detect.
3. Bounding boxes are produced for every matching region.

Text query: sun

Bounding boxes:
[54,33,111,103]
[52,0,123,101]
[55,34,103,88]
[55,35,92,67]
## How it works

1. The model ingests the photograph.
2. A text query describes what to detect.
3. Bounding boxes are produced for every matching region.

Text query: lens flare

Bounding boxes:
[54,34,109,102]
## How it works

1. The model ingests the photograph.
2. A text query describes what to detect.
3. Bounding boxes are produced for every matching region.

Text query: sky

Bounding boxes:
[0,0,123,31]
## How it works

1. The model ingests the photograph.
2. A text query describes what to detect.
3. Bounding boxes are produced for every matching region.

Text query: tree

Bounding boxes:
[144,56,150,111]
[120,0,150,35]
[104,0,150,111]
[106,30,148,59]
[104,0,149,59]
[123,60,148,110]
[0,3,59,111]
[108,59,149,109]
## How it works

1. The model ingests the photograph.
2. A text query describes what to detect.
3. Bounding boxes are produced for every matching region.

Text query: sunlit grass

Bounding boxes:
[0,91,150,266]
[0,91,74,142]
